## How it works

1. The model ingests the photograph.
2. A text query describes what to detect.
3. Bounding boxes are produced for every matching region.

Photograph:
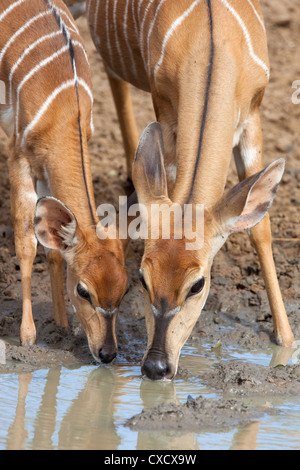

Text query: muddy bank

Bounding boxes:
[127,361,300,432]
[200,361,300,396]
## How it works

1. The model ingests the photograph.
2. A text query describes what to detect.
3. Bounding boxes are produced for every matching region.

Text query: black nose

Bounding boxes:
[99,350,116,364]
[142,359,170,380]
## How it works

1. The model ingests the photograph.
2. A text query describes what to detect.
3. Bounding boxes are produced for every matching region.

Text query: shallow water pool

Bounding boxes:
[0,340,300,450]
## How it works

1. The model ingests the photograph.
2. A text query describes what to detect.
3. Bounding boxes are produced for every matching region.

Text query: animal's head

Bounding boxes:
[133,122,285,380]
[34,197,128,363]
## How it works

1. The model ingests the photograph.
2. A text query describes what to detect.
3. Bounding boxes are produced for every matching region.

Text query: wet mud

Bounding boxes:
[0,0,299,433]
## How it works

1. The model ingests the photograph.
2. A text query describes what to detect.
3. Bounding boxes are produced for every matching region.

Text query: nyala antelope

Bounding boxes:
[0,0,128,363]
[87,0,295,380]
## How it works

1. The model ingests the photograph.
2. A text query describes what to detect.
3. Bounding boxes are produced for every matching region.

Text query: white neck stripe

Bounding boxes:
[217,0,269,78]
[0,11,52,66]
[15,45,70,136]
[146,0,168,75]
[154,0,201,81]
[0,0,27,24]
[21,78,92,148]
[247,0,265,32]
[9,30,62,104]
[113,0,127,79]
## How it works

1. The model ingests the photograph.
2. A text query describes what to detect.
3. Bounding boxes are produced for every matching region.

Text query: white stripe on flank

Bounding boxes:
[124,0,137,78]
[77,77,93,104]
[21,78,92,147]
[247,0,265,32]
[73,40,89,65]
[105,0,113,65]
[51,1,87,94]
[86,0,92,19]
[77,76,94,135]
[93,0,101,46]
[9,11,83,103]
[45,1,92,111]
[131,0,139,41]
[137,0,145,22]
[9,31,62,103]
[57,8,80,35]
[46,1,80,44]
[0,11,52,66]
[153,0,201,81]
[15,45,70,135]
[146,0,168,74]
[2,0,93,144]
[140,0,155,65]
[0,0,27,24]
[218,0,269,78]
[113,0,127,78]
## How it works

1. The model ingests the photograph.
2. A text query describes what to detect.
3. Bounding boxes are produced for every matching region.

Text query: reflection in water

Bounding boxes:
[1,341,300,450]
[0,362,262,451]
[230,422,261,450]
[136,379,199,451]
[4,367,130,450]
[6,374,33,450]
[59,367,121,450]
[32,369,60,450]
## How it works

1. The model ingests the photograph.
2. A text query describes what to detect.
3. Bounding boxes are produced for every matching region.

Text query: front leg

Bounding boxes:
[46,250,68,330]
[9,156,37,346]
[234,109,294,347]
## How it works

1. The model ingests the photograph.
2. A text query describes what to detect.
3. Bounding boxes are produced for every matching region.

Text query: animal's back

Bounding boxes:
[0,0,93,144]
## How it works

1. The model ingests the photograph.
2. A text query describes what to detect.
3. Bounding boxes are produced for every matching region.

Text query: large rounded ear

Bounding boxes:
[132,122,169,205]
[34,197,78,251]
[214,158,285,233]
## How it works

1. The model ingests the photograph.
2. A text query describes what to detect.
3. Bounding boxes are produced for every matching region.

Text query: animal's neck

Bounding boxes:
[41,123,98,229]
[170,46,238,208]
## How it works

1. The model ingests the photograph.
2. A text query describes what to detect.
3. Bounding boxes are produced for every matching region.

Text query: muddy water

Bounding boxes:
[0,340,300,450]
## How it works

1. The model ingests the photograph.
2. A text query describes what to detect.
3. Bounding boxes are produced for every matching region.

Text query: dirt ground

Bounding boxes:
[0,0,299,432]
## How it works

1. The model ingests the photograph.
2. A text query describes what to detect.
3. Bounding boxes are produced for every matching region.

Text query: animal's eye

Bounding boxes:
[77,283,92,304]
[187,277,205,299]
[139,270,148,291]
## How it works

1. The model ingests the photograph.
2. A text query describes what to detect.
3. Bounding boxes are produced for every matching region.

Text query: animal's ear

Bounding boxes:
[214,158,285,233]
[132,122,169,205]
[34,197,79,251]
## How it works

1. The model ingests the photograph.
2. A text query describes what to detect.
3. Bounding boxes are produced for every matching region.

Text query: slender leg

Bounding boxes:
[234,109,294,347]
[105,66,139,179]
[9,157,37,346]
[46,250,68,329]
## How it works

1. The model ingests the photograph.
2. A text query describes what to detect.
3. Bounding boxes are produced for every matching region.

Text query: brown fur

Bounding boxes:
[88,0,294,378]
[0,0,127,362]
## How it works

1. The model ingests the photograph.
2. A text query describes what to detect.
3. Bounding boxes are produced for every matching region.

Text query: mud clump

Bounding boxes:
[127,361,300,432]
[126,395,278,432]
